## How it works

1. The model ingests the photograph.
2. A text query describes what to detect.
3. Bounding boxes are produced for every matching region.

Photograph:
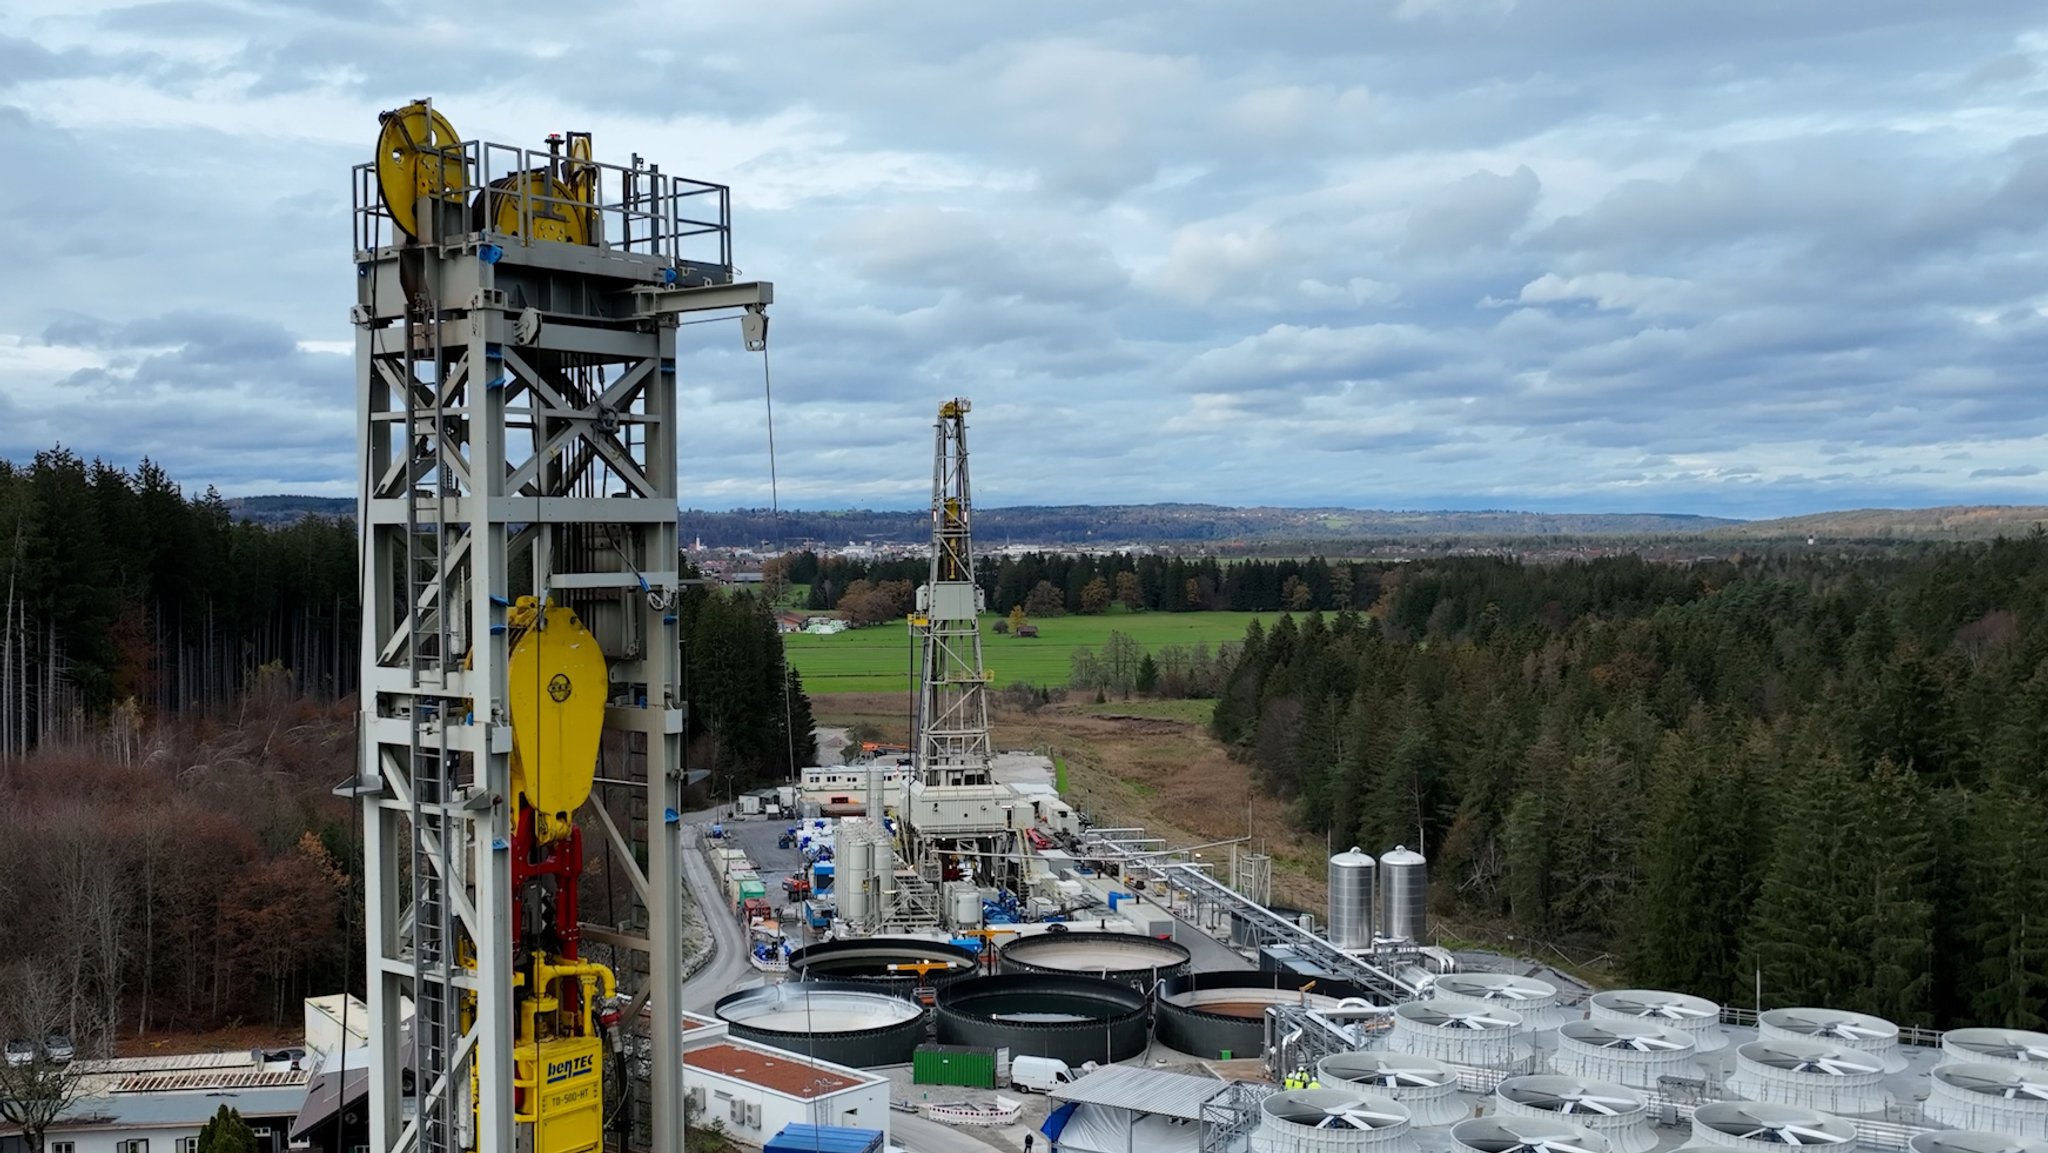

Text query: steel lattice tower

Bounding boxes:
[347,104,770,1153]
[912,399,992,787]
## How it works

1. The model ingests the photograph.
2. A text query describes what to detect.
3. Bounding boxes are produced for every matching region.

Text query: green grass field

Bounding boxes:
[785,611,1271,693]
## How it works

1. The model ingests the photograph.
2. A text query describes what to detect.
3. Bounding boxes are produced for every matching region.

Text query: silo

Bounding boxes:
[1378,846,1427,943]
[1328,848,1377,950]
[838,825,873,924]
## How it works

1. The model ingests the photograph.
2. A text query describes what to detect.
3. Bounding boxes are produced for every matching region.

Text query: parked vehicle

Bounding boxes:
[43,1036,73,1063]
[5,1039,33,1067]
[1010,1055,1080,1093]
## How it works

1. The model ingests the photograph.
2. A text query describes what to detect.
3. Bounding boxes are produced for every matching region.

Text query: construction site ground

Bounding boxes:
[811,693,1333,913]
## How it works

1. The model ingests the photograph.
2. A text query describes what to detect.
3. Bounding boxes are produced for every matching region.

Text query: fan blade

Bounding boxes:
[1782,1125,1840,1144]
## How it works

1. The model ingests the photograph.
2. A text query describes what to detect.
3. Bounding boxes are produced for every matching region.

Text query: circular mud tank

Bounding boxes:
[1155,970,1367,1059]
[787,938,982,995]
[998,930,1191,988]
[935,973,1151,1066]
[713,980,926,1068]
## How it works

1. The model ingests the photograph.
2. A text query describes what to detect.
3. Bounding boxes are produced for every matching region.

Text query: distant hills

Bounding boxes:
[225,496,2048,545]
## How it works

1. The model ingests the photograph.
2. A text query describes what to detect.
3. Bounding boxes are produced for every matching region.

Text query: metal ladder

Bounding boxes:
[404,289,459,1153]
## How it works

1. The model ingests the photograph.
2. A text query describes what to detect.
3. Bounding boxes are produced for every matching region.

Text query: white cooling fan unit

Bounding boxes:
[1390,999,1526,1067]
[1592,989,1728,1051]
[1760,1008,1906,1073]
[1555,1021,1699,1090]
[1910,1131,2048,1153]
[1730,1039,1887,1114]
[1452,1116,1609,1153]
[1945,1029,2048,1071]
[1407,1003,1521,1030]
[1318,1051,1466,1127]
[1692,1102,1857,1149]
[1253,1090,1419,1153]
[1267,1092,1412,1131]
[1435,973,1567,1030]
[1496,1075,1655,1153]
[1925,1063,2048,1139]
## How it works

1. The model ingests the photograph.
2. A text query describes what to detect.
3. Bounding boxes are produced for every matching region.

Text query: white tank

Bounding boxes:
[1925,1063,2048,1139]
[1432,973,1569,1032]
[1388,999,1523,1068]
[1689,1103,1857,1152]
[1590,989,1728,1052]
[1328,848,1377,950]
[1759,1007,1907,1073]
[1317,1051,1466,1127]
[1727,1039,1887,1115]
[1378,846,1428,943]
[1252,1090,1417,1153]
[1451,1116,1609,1153]
[1553,1020,1700,1090]
[1944,1029,2048,1073]
[837,825,873,924]
[1494,1076,1655,1153]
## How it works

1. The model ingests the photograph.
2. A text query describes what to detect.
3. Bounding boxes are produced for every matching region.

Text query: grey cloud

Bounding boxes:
[1403,165,1540,255]
[5,0,2048,514]
[1970,465,2042,479]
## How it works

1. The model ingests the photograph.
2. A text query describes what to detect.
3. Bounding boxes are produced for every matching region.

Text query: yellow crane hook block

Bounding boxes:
[507,597,606,842]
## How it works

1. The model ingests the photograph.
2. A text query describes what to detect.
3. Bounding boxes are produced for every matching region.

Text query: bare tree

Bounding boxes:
[0,964,90,1153]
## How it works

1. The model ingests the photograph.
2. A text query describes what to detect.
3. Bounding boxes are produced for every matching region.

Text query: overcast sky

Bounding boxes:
[5,2,2048,517]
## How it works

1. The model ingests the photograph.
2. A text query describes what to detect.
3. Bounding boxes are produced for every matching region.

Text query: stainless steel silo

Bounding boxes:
[1378,845,1428,942]
[1327,847,1377,949]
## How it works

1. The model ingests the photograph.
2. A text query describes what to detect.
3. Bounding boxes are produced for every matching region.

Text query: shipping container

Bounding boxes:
[765,1125,884,1153]
[912,1043,996,1089]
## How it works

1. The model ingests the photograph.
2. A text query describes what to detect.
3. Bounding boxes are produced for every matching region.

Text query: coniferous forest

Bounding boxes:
[1212,541,2048,1030]
[0,451,811,1046]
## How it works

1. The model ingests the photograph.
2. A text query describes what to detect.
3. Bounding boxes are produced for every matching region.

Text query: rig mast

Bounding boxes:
[913,399,992,787]
[347,101,770,1153]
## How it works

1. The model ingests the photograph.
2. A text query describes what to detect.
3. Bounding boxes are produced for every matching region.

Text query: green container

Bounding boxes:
[913,1044,995,1089]
[738,879,767,899]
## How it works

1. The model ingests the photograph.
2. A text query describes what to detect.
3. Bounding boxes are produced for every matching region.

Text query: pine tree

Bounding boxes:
[197,1105,257,1153]
[1961,786,2048,1028]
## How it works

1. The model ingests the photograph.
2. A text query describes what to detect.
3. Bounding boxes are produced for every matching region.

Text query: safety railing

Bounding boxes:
[352,138,732,273]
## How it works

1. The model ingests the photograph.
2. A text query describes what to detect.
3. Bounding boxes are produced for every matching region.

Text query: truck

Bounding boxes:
[1010,1055,1083,1093]
[783,874,812,899]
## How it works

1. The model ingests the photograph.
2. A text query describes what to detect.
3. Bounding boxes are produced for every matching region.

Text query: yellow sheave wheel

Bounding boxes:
[474,171,591,246]
[376,102,464,240]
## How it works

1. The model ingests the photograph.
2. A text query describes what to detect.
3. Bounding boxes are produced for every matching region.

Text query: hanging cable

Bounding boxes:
[759,345,802,783]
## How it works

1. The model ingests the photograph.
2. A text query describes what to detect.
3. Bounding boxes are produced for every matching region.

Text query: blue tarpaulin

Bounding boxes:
[1042,1101,1078,1140]
[765,1124,885,1153]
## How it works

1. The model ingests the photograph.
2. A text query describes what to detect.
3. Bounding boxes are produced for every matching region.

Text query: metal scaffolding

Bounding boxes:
[348,108,770,1153]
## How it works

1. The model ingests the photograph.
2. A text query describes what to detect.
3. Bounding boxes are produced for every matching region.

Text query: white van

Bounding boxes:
[1010,1056,1080,1093]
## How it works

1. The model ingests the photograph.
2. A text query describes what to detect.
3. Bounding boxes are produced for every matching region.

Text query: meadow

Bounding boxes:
[784,610,1271,693]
